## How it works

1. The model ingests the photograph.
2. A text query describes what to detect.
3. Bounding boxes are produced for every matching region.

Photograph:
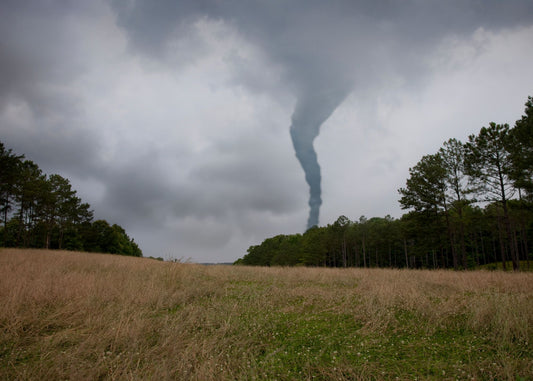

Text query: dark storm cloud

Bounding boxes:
[0,1,103,175]
[111,0,533,85]
[0,2,96,108]
[1,0,532,261]
[110,0,533,228]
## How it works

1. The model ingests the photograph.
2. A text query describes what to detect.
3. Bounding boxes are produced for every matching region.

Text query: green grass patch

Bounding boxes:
[480,260,533,271]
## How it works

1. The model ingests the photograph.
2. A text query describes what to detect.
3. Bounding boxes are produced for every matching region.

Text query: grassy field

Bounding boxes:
[1,248,532,380]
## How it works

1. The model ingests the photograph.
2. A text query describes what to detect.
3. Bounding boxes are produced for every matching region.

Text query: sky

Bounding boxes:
[1,1,533,263]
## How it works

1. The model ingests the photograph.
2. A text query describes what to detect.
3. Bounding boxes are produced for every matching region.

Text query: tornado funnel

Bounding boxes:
[290,88,350,229]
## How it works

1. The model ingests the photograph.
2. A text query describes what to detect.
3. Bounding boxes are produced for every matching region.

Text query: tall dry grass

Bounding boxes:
[1,248,531,380]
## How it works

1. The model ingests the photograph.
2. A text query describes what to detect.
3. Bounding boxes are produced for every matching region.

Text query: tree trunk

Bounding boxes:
[46,231,51,249]
[472,232,480,267]
[362,236,367,268]
[521,223,530,270]
[342,235,347,268]
[404,238,408,269]
[497,218,507,270]
[479,230,486,266]
[58,228,64,250]
[502,202,519,271]
[443,208,459,270]
[455,205,468,270]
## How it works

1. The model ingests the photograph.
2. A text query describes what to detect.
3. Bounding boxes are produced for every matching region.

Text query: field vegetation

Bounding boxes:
[1,248,532,380]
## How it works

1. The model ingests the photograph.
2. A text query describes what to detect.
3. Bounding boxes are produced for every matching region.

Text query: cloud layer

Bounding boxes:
[1,0,533,261]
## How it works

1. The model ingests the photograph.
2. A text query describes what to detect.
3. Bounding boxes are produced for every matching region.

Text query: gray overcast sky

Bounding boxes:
[1,1,532,262]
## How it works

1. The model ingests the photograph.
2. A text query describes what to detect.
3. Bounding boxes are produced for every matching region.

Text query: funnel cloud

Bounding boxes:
[290,87,351,228]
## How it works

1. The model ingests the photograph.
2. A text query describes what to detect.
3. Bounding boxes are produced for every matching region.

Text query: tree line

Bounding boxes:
[0,143,142,257]
[235,96,533,270]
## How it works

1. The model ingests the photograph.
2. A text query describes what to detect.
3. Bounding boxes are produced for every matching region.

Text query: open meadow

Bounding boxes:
[0,248,532,380]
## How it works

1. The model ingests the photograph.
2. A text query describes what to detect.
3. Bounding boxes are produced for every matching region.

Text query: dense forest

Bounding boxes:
[236,96,533,270]
[0,144,142,257]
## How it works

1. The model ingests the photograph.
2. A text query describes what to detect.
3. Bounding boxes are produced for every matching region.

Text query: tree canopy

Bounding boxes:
[0,142,142,257]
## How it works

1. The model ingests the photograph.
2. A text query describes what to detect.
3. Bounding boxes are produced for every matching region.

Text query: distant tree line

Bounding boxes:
[235,96,533,270]
[0,143,142,257]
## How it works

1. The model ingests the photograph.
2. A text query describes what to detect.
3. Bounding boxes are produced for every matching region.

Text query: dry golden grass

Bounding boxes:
[1,248,532,380]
